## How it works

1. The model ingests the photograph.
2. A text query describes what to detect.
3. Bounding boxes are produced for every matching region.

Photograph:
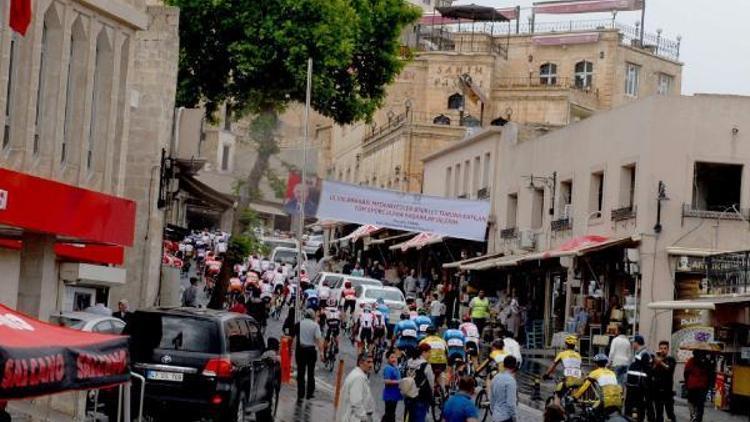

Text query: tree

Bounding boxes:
[171,0,420,231]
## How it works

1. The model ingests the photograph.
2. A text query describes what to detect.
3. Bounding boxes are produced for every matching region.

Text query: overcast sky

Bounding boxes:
[451,0,749,96]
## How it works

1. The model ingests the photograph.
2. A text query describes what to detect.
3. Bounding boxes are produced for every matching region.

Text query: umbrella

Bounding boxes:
[436,4,510,22]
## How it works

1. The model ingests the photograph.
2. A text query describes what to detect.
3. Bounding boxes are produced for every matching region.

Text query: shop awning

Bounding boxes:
[665,246,734,257]
[0,303,129,399]
[180,175,235,210]
[522,234,640,261]
[0,239,125,266]
[370,232,415,245]
[389,232,443,252]
[443,252,503,269]
[249,201,286,217]
[648,295,750,311]
[333,225,381,243]
[461,253,525,271]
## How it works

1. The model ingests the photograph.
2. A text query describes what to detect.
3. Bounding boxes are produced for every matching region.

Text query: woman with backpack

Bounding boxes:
[400,343,434,422]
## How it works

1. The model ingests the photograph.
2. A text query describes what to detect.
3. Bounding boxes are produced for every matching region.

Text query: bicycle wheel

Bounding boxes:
[431,386,445,422]
[325,347,336,372]
[372,345,383,373]
[474,389,491,422]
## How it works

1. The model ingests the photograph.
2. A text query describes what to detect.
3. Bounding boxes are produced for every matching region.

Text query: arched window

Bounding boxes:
[34,6,63,157]
[574,60,593,88]
[433,114,451,125]
[539,63,557,86]
[62,16,89,164]
[87,28,114,172]
[447,93,464,110]
[460,115,481,127]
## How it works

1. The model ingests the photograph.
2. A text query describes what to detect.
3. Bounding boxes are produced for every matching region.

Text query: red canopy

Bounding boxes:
[0,304,129,399]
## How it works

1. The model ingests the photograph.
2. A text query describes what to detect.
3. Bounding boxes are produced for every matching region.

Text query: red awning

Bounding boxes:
[389,232,443,252]
[334,224,381,243]
[0,304,129,399]
[523,234,640,261]
[0,168,136,246]
[0,239,124,266]
[533,0,643,15]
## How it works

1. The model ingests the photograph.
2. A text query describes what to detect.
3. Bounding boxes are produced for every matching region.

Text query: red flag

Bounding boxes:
[10,0,32,36]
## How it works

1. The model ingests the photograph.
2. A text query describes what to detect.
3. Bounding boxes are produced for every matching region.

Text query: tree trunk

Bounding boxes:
[231,108,279,236]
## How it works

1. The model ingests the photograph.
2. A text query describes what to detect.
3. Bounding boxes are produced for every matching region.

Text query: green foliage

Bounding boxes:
[169,0,420,124]
[265,168,287,199]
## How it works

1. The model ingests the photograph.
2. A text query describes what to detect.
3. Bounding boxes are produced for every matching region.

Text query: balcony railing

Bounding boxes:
[495,76,598,94]
[551,217,573,232]
[500,227,518,239]
[477,187,490,199]
[611,205,636,221]
[682,204,750,221]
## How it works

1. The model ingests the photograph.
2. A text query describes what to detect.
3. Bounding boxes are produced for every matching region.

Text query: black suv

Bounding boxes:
[126,308,278,422]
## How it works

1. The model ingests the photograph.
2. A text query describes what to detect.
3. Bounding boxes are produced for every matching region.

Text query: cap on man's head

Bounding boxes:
[633,334,645,345]
[119,299,128,305]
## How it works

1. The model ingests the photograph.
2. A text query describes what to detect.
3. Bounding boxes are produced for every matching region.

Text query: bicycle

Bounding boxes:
[270,295,284,320]
[371,338,386,374]
[324,336,339,372]
[430,377,447,422]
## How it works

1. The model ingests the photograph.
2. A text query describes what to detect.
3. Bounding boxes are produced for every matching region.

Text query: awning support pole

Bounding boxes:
[122,383,130,422]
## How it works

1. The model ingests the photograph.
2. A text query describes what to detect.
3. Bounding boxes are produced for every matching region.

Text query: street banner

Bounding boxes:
[533,0,643,15]
[315,180,490,241]
[283,171,321,216]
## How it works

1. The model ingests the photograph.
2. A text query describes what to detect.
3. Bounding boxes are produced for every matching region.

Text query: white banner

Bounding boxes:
[315,181,490,241]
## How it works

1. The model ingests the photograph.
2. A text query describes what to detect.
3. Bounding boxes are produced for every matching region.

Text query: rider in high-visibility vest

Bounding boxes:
[573,353,623,414]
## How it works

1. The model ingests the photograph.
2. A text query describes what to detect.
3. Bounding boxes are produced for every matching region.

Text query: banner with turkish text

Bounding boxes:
[316,180,490,241]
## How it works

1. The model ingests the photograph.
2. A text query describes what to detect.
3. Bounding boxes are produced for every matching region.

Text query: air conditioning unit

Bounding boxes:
[519,230,536,250]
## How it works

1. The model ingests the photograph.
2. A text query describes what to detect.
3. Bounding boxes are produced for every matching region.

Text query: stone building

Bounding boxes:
[0,0,179,318]
[423,94,750,354]
[322,14,682,194]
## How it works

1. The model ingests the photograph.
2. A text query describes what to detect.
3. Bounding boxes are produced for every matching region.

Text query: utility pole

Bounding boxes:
[295,58,313,323]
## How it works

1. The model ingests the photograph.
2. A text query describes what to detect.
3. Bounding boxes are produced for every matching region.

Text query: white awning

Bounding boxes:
[665,246,734,257]
[389,232,443,252]
[461,254,525,271]
[648,295,750,311]
[370,232,414,245]
[333,225,381,243]
[443,253,503,269]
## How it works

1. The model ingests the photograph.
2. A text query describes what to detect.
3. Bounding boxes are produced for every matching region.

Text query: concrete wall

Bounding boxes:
[114,5,179,310]
[0,249,20,308]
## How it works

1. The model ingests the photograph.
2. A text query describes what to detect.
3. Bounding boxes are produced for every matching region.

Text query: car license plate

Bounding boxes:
[146,370,183,382]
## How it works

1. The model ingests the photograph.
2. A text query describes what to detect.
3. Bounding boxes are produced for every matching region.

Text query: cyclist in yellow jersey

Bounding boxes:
[544,335,583,394]
[419,326,448,384]
[573,354,623,415]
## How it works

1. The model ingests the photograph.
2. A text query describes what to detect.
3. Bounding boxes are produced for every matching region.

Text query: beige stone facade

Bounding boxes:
[423,94,750,350]
[322,21,682,194]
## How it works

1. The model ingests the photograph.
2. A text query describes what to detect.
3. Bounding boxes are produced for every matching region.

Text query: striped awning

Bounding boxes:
[333,224,381,243]
[389,232,443,252]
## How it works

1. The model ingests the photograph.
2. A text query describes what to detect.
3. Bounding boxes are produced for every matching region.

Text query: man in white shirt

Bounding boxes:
[338,353,376,422]
[502,331,523,367]
[608,326,632,385]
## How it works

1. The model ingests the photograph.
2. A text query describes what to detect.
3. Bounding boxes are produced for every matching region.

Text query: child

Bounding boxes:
[382,349,402,422]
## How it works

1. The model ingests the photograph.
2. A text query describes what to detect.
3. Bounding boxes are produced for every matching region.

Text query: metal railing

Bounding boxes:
[682,203,750,221]
[611,205,637,221]
[551,217,573,231]
[500,227,518,239]
[495,76,598,94]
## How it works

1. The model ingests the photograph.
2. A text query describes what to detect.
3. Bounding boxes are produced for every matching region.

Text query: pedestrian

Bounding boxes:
[295,309,324,401]
[443,376,480,422]
[182,277,200,307]
[351,262,365,277]
[404,343,434,422]
[652,340,676,422]
[502,330,523,367]
[491,355,518,422]
[430,293,445,328]
[469,290,490,335]
[608,325,632,385]
[112,299,131,324]
[338,353,376,422]
[404,269,418,299]
[228,295,247,314]
[624,335,653,422]
[684,350,714,422]
[381,350,402,422]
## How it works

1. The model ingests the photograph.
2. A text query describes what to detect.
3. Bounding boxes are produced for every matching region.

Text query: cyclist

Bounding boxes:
[572,354,623,416]
[323,299,342,359]
[341,280,357,314]
[303,287,319,310]
[356,304,375,354]
[443,321,466,368]
[414,310,433,341]
[459,315,481,365]
[375,298,392,338]
[372,304,387,350]
[393,313,419,360]
[318,279,332,305]
[419,326,448,384]
[544,335,583,397]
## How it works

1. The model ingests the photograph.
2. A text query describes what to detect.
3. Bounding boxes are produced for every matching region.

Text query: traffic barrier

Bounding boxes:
[280,336,292,384]
[334,359,345,409]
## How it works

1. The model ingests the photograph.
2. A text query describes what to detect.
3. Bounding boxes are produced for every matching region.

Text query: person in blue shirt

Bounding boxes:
[443,321,466,367]
[393,313,418,358]
[304,288,319,310]
[376,298,392,337]
[382,349,402,422]
[443,376,480,422]
[414,310,433,341]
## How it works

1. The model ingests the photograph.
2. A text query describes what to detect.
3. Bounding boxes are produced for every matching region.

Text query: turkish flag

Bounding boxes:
[10,0,32,36]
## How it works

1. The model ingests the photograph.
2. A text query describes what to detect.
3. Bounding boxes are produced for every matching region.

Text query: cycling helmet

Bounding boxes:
[344,281,352,288]
[425,326,437,335]
[418,308,427,316]
[565,335,577,346]
[593,353,609,364]
[462,314,471,323]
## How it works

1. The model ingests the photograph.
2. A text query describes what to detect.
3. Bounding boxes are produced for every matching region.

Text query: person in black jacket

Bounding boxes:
[651,340,676,422]
[624,335,653,422]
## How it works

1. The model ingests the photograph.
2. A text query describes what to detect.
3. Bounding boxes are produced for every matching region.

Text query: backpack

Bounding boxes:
[399,362,432,402]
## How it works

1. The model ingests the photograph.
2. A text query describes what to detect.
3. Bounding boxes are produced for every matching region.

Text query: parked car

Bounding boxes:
[50,312,126,334]
[311,272,383,304]
[261,236,299,252]
[270,246,300,266]
[126,308,278,422]
[353,285,406,324]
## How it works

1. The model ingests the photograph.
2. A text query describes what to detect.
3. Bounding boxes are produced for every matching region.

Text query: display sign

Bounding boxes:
[316,181,490,241]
